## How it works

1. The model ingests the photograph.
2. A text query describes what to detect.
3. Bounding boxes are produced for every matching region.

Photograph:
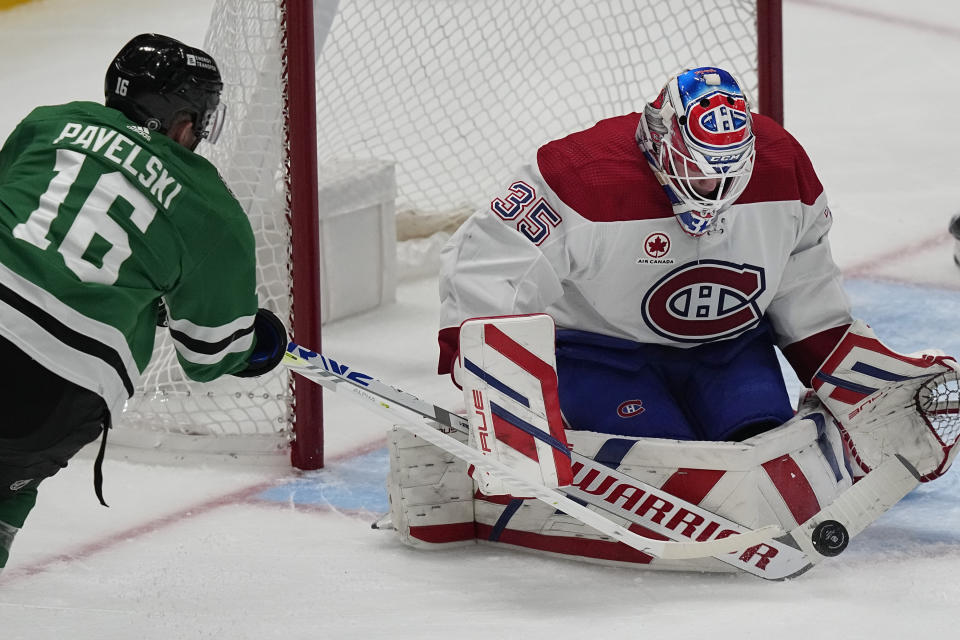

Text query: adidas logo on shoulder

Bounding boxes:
[126,125,152,141]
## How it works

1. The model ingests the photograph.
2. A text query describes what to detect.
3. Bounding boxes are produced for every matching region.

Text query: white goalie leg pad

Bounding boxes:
[458,314,572,496]
[569,401,853,534]
[472,401,854,572]
[812,319,960,480]
[386,425,477,548]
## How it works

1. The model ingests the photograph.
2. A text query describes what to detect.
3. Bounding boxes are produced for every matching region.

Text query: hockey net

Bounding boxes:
[919,371,960,452]
[111,0,782,465]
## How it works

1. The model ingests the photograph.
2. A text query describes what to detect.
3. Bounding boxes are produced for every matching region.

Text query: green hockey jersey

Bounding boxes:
[0,101,260,415]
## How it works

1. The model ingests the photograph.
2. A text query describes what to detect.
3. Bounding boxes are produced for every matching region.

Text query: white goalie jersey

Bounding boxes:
[437,112,853,381]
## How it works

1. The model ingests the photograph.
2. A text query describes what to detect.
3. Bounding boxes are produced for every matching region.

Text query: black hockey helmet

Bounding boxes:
[105,33,225,147]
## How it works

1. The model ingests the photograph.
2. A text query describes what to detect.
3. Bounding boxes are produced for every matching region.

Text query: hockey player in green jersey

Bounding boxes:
[0,34,287,573]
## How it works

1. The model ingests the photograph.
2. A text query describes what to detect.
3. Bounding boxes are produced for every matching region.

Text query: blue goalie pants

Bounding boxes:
[555,323,795,441]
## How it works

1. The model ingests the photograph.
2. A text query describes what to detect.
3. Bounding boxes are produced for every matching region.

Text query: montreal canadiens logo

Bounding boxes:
[641,260,766,342]
[617,400,645,418]
[686,92,749,150]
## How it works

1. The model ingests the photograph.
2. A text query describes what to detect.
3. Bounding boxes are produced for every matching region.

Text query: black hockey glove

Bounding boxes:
[232,308,287,378]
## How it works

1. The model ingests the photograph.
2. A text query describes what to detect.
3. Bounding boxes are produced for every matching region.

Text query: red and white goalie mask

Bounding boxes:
[637,67,756,237]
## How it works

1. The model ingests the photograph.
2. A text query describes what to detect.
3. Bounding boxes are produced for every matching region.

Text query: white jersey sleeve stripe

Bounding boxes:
[172,331,254,365]
[167,313,256,343]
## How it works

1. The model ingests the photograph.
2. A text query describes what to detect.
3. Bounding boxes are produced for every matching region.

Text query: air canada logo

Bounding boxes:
[645,233,669,258]
[641,260,766,342]
[686,92,750,150]
[617,400,645,418]
[638,232,674,265]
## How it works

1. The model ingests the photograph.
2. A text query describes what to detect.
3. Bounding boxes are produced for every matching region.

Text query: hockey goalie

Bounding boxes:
[384,67,960,577]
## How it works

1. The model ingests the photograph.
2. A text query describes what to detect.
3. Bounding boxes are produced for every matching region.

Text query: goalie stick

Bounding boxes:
[282,344,780,559]
[283,343,799,573]
[388,408,784,560]
[282,342,920,579]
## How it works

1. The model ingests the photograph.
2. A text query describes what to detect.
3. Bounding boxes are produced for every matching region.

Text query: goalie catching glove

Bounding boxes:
[232,308,287,378]
[811,319,960,480]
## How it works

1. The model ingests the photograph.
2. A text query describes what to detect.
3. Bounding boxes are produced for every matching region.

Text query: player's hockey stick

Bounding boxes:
[282,343,802,566]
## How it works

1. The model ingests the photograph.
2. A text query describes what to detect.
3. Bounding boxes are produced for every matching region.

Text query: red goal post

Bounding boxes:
[112,0,782,469]
[757,0,784,124]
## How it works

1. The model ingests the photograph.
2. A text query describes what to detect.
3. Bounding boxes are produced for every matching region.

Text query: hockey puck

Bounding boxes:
[811,520,849,557]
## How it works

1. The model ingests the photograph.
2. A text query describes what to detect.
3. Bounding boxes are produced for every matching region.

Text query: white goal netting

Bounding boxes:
[317,0,764,223]
[113,0,771,461]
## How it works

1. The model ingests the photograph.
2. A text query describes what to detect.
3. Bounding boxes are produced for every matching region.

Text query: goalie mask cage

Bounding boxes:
[112,0,783,468]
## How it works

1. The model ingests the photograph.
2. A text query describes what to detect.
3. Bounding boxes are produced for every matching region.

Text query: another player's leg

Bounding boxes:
[0,486,38,572]
[0,336,109,571]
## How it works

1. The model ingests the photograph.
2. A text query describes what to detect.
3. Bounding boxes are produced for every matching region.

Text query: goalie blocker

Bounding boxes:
[386,315,960,574]
[456,315,572,496]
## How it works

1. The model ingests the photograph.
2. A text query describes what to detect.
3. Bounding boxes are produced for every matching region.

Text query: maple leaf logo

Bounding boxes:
[644,233,671,258]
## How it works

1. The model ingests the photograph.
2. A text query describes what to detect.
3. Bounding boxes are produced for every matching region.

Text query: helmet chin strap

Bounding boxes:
[645,159,718,238]
[674,208,716,237]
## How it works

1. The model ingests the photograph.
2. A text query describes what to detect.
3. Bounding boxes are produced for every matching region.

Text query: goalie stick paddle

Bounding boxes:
[282,342,842,577]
